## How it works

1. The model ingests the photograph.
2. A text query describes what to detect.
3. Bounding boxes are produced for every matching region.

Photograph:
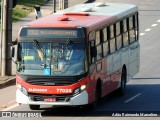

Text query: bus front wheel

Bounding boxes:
[29,105,40,110]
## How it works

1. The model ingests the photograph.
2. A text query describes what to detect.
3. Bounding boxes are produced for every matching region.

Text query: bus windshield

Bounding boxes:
[17,41,87,76]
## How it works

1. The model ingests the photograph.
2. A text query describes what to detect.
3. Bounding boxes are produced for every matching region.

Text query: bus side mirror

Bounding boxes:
[11,46,15,58]
[12,40,18,45]
[11,39,17,58]
[11,46,17,64]
[90,46,97,58]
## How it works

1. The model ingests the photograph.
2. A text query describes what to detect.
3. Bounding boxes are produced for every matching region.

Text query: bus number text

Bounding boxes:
[56,89,72,93]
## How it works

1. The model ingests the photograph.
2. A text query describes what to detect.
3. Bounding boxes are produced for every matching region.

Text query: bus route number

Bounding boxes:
[57,89,72,93]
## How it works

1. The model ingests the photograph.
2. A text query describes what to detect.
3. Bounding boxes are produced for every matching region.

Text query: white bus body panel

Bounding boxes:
[106,55,113,75]
[16,89,88,106]
[112,51,121,73]
[128,42,140,79]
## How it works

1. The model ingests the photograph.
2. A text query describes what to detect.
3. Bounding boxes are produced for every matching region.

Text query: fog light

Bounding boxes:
[74,88,80,94]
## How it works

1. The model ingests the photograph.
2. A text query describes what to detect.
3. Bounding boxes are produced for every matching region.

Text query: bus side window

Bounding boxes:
[89,31,96,64]
[96,30,102,60]
[103,28,107,42]
[102,27,109,57]
[116,22,122,50]
[109,25,116,53]
[103,41,109,57]
[96,31,100,45]
[122,19,129,47]
[134,12,139,41]
[110,38,116,53]
[116,22,121,36]
[129,16,136,43]
[110,25,114,39]
[97,44,102,60]
[89,31,95,41]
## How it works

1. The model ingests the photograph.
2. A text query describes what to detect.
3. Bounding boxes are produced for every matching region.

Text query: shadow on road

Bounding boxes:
[39,83,160,117]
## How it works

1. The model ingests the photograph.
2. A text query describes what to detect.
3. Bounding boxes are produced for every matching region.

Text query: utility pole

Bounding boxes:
[1,0,13,76]
[0,0,4,74]
[6,0,13,75]
[64,0,68,9]
[52,0,56,13]
[1,0,7,76]
[58,0,68,10]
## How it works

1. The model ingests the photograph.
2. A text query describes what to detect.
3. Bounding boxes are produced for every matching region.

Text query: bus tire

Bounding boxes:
[96,81,102,104]
[29,105,40,110]
[119,68,126,96]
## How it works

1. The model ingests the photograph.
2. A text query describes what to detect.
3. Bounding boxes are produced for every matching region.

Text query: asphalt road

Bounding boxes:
[1,0,160,119]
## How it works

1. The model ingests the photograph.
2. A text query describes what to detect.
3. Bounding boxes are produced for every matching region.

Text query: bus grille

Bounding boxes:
[26,80,74,86]
[28,93,72,102]
[17,73,87,86]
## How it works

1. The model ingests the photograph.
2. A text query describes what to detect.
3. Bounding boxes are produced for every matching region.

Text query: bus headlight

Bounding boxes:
[80,84,87,91]
[17,83,28,95]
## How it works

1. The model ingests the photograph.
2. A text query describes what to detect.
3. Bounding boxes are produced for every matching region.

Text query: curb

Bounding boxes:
[0,77,16,89]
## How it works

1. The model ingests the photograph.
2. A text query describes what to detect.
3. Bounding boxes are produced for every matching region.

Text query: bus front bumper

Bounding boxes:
[16,89,88,106]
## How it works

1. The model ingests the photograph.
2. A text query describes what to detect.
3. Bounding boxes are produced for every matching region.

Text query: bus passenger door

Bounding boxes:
[88,40,97,102]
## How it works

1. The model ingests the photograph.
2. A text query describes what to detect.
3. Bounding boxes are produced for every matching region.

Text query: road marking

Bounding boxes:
[157,19,160,22]
[0,99,16,110]
[140,33,146,36]
[141,20,159,36]
[0,105,7,109]
[125,93,141,103]
[145,28,151,32]
[2,103,19,111]
[151,24,158,27]
[8,100,16,105]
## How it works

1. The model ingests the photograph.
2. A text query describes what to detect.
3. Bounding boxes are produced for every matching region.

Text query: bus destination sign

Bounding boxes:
[20,28,84,38]
[28,29,77,37]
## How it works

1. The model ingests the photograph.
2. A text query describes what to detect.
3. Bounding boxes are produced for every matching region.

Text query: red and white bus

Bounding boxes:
[12,2,140,110]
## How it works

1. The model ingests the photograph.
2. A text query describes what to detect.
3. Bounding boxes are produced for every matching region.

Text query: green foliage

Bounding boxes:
[17,0,46,7]
[12,7,30,22]
[0,0,45,22]
[12,0,46,22]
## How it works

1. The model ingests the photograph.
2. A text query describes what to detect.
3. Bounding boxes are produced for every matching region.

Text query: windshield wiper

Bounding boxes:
[33,39,48,69]
[33,39,45,60]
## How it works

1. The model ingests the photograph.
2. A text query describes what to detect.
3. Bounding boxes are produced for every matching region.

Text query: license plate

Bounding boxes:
[44,98,56,102]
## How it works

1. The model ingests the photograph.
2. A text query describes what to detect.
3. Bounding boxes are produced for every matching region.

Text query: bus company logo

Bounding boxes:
[28,88,48,92]
[44,82,55,85]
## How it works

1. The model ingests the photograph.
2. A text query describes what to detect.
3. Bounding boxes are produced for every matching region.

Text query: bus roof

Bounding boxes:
[56,2,138,19]
[26,2,138,29]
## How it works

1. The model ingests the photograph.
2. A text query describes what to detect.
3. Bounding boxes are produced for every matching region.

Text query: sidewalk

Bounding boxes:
[0,0,92,89]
